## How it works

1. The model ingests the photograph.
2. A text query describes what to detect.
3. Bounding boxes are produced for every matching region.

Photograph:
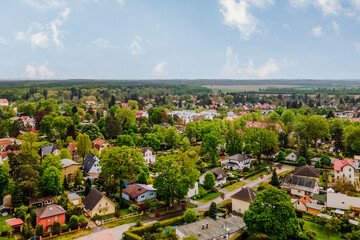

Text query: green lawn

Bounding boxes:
[216,199,231,209]
[49,229,93,240]
[246,171,268,181]
[194,192,222,203]
[303,221,342,240]
[103,214,150,228]
[118,209,130,216]
[223,181,246,191]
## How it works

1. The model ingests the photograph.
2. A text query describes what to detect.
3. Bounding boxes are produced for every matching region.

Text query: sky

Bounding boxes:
[1,0,360,80]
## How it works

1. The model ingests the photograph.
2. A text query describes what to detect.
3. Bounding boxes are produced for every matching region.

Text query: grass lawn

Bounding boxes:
[103,214,150,229]
[246,171,268,181]
[223,181,246,191]
[118,209,130,216]
[186,202,198,209]
[278,169,294,178]
[216,199,231,209]
[194,192,222,203]
[49,229,93,240]
[303,221,342,240]
[0,215,18,240]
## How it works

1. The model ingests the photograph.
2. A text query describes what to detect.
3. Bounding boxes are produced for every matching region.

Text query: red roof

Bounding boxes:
[92,138,105,146]
[21,116,29,121]
[67,142,77,152]
[246,121,267,128]
[334,159,355,172]
[0,99,8,104]
[136,110,143,117]
[27,128,39,133]
[6,218,24,226]
[299,196,312,206]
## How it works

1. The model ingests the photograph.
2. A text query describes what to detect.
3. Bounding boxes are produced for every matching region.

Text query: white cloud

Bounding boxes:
[24,0,66,9]
[332,20,340,35]
[117,0,125,5]
[24,63,55,79]
[93,38,112,48]
[354,42,360,53]
[153,62,167,77]
[312,25,324,38]
[0,38,7,45]
[282,23,291,30]
[289,0,341,15]
[15,32,27,41]
[219,0,259,40]
[130,36,142,55]
[30,32,49,48]
[221,46,281,79]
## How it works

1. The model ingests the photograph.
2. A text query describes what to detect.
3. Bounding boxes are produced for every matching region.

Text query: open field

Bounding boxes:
[203,84,300,92]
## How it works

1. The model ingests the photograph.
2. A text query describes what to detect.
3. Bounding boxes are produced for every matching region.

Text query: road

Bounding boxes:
[192,165,294,211]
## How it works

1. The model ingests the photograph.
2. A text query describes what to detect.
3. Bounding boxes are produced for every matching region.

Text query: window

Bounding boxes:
[337,171,339,174]
[48,217,51,221]
[106,202,108,206]
[99,204,101,207]
[55,216,58,220]
[141,195,145,198]
[349,168,351,172]
[150,193,154,196]
[349,175,351,178]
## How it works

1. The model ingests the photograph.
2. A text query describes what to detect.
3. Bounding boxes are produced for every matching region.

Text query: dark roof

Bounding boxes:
[82,189,105,211]
[227,154,250,163]
[231,187,257,203]
[82,154,99,173]
[41,144,56,156]
[159,122,171,128]
[282,174,318,191]
[208,167,227,180]
[35,204,66,219]
[141,147,155,155]
[122,184,156,199]
[294,165,320,178]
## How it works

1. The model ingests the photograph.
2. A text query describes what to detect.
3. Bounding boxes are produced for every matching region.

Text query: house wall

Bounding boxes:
[232,199,250,214]
[293,200,307,212]
[185,182,198,198]
[307,208,322,215]
[215,178,227,187]
[89,197,116,218]
[135,190,157,202]
[70,198,82,206]
[144,150,156,164]
[88,161,101,174]
[37,214,65,231]
[62,165,79,182]
[121,193,130,201]
[335,165,355,184]
[327,192,360,210]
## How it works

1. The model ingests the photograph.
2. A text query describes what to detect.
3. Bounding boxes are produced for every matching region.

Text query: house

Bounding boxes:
[286,152,297,162]
[0,138,15,152]
[199,167,227,187]
[159,122,171,128]
[231,187,257,215]
[185,182,198,199]
[83,189,116,218]
[41,144,59,158]
[327,192,360,210]
[200,110,219,120]
[0,99,9,106]
[29,196,56,208]
[222,154,251,171]
[35,204,66,232]
[122,184,157,203]
[293,165,320,178]
[281,174,319,197]
[246,121,267,128]
[67,142,80,160]
[83,154,101,176]
[61,159,79,182]
[0,194,13,213]
[6,218,23,233]
[68,193,82,206]
[293,196,325,215]
[92,138,109,154]
[176,217,246,240]
[354,155,360,170]
[86,101,95,106]
[141,147,156,165]
[310,157,337,166]
[334,159,356,184]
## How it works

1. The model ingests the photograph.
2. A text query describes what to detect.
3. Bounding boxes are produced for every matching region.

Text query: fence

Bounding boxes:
[29,226,88,240]
[96,212,142,225]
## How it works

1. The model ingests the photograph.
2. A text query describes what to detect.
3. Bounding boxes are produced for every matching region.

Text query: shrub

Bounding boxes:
[209,202,217,219]
[53,221,61,235]
[15,209,26,221]
[129,204,139,213]
[61,224,69,232]
[305,229,317,240]
[36,225,44,237]
[123,231,142,240]
[69,215,80,230]
[203,172,215,190]
[135,219,142,227]
[79,215,88,227]
[243,167,249,172]
[184,209,197,223]
[30,211,36,228]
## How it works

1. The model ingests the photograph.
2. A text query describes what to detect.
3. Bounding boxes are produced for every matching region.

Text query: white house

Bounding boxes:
[281,174,320,197]
[222,154,251,171]
[83,154,101,175]
[200,110,219,120]
[353,155,360,170]
[141,147,156,165]
[168,110,201,124]
[185,182,198,198]
[199,167,227,187]
[0,99,9,106]
[327,192,360,210]
[286,152,297,162]
[334,159,356,184]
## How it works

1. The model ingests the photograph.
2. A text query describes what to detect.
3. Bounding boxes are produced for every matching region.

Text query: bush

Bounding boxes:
[129,216,184,237]
[15,209,26,221]
[69,215,80,230]
[129,204,139,213]
[53,222,61,235]
[203,172,216,190]
[184,209,197,223]
[209,202,217,219]
[123,231,142,240]
[243,167,249,172]
[61,224,69,232]
[305,229,317,240]
[36,225,44,237]
[30,211,36,228]
[135,219,142,227]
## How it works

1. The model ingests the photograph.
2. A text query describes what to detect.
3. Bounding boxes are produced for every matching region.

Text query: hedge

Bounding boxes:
[124,216,184,239]
[279,161,299,167]
[123,232,142,240]
[244,168,265,179]
[229,231,249,240]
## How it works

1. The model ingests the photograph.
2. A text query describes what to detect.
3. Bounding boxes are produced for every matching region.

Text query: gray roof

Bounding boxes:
[227,154,250,163]
[41,144,56,156]
[61,158,79,168]
[176,217,245,240]
[82,154,99,173]
[306,203,324,211]
[294,165,320,178]
[67,192,81,200]
[208,167,227,180]
[282,174,318,192]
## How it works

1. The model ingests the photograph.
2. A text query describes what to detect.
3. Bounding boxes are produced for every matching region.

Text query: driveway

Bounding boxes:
[192,165,294,211]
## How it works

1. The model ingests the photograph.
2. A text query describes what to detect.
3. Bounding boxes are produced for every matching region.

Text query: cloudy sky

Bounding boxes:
[1,0,360,80]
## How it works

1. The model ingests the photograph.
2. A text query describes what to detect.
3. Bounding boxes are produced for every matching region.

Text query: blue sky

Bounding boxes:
[1,0,360,80]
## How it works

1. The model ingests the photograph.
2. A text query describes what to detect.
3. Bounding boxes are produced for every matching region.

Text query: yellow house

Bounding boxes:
[231,187,257,215]
[82,189,116,218]
[68,193,82,206]
[61,159,79,183]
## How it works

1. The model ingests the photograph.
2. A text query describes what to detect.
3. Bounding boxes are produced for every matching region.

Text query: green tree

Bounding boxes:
[40,166,63,195]
[81,124,103,141]
[73,169,84,186]
[39,154,62,175]
[209,202,217,219]
[183,235,199,240]
[297,157,307,166]
[165,127,180,149]
[203,172,215,190]
[344,125,360,156]
[138,170,148,184]
[0,223,12,237]
[320,155,331,167]
[298,140,309,160]
[69,215,80,230]
[330,119,344,154]
[269,168,280,188]
[52,116,73,139]
[84,178,92,196]
[76,133,92,160]
[324,218,341,240]
[59,148,72,160]
[117,134,135,147]
[244,187,300,240]
[225,123,242,155]
[202,130,222,166]
[12,186,23,207]
[184,209,197,223]
[144,133,161,151]
[0,165,9,195]
[280,110,295,126]
[35,225,44,237]
[244,127,278,164]
[306,115,329,147]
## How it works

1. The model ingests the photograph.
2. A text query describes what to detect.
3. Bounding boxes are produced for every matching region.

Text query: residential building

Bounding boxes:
[200,110,219,120]
[293,196,325,215]
[327,192,360,210]
[281,174,320,197]
[168,110,201,124]
[222,154,251,171]
[29,196,56,208]
[68,193,82,206]
[0,99,9,106]
[41,144,59,158]
[92,138,109,154]
[6,218,23,233]
[61,159,79,182]
[83,189,116,218]
[354,155,360,170]
[293,165,320,178]
[199,167,227,187]
[122,184,157,203]
[35,204,66,232]
[67,142,80,160]
[286,152,297,162]
[141,147,156,165]
[185,182,198,199]
[0,194,13,214]
[231,187,257,215]
[176,217,246,240]
[334,159,356,184]
[83,154,101,176]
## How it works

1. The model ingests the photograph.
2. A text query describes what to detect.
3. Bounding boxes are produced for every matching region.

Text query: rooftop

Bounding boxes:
[334,159,355,171]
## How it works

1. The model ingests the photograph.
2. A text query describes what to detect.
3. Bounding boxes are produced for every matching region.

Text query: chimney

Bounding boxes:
[206,223,208,229]
[138,187,142,191]
[202,224,204,230]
